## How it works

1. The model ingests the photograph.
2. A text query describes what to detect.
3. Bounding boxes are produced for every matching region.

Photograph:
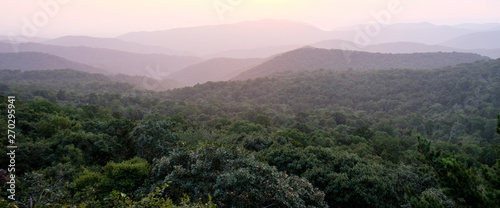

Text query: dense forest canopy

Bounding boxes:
[0,58,499,207]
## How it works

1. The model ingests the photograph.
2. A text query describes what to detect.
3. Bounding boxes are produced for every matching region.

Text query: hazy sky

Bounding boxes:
[2,0,500,38]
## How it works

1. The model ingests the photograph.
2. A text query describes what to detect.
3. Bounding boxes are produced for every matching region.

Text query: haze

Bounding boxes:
[2,0,500,38]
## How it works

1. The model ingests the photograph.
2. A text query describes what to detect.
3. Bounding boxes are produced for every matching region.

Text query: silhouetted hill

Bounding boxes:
[232,47,489,80]
[167,58,264,86]
[0,52,105,74]
[44,36,193,55]
[0,42,203,76]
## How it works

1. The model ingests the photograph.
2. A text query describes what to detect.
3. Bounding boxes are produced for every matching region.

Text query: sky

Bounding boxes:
[1,0,500,38]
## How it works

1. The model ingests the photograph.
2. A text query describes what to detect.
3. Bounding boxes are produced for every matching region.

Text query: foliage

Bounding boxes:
[1,58,500,207]
[151,144,328,208]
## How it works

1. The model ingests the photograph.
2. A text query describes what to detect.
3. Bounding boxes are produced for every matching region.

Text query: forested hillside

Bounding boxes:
[0,69,180,98]
[0,58,499,207]
[233,48,489,80]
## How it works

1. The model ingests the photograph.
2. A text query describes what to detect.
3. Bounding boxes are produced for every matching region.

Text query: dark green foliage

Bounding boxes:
[264,144,404,207]
[129,118,179,162]
[416,137,500,207]
[352,126,374,139]
[228,120,264,134]
[497,114,500,135]
[1,58,500,207]
[151,144,328,208]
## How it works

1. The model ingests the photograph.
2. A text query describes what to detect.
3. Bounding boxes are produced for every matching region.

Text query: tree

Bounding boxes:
[129,118,178,162]
[264,144,402,207]
[74,157,151,198]
[416,137,492,207]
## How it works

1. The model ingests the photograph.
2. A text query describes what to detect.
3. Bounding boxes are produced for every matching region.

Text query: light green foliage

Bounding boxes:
[74,157,151,198]
[99,184,217,208]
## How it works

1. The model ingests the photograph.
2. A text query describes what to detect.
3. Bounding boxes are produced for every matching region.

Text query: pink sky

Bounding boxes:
[2,0,500,38]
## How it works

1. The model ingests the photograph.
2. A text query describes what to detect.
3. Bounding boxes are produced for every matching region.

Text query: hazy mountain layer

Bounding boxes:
[0,42,203,77]
[44,36,193,55]
[167,58,264,86]
[0,52,105,74]
[441,30,500,49]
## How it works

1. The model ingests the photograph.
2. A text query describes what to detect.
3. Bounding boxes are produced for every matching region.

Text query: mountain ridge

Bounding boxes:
[232,47,490,80]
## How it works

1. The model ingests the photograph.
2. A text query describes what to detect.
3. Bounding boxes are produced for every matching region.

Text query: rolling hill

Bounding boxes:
[232,47,490,80]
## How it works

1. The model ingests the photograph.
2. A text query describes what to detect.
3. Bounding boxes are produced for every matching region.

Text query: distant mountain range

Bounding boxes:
[118,20,500,55]
[118,19,348,55]
[1,20,499,88]
[0,52,105,74]
[232,47,490,80]
[440,30,500,49]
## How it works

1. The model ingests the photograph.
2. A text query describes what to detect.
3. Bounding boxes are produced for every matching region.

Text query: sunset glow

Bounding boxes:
[2,0,500,37]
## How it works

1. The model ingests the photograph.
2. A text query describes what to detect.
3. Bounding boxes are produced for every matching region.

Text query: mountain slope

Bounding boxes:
[441,30,500,49]
[167,58,500,119]
[232,47,489,80]
[44,36,192,55]
[0,42,203,76]
[311,40,500,59]
[167,58,264,86]
[0,52,105,74]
